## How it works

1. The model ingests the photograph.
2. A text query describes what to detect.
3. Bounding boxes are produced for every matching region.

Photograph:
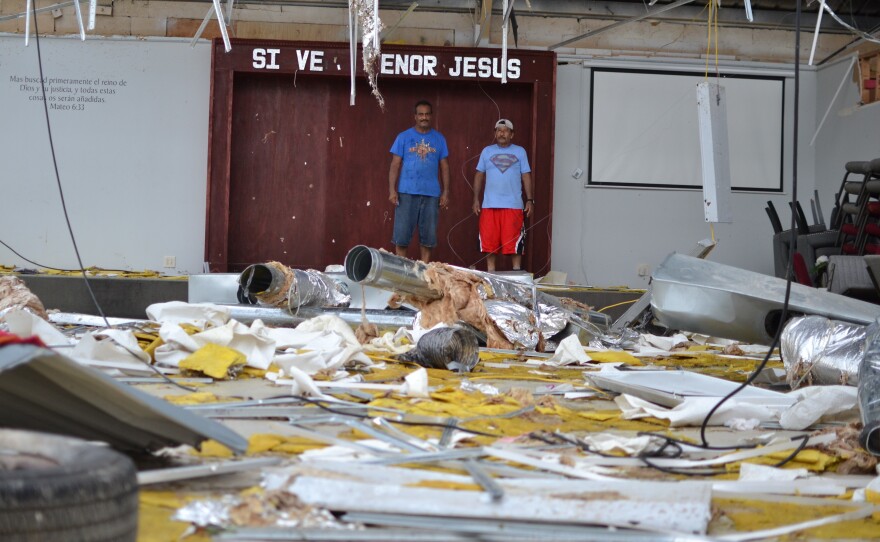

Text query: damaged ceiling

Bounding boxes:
[172,0,880,33]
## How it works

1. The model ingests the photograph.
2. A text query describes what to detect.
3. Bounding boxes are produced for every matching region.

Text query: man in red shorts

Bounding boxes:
[471,119,533,272]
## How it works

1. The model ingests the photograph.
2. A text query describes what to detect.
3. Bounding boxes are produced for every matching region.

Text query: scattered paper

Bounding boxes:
[739,463,812,482]
[778,386,859,430]
[146,301,230,328]
[2,309,72,346]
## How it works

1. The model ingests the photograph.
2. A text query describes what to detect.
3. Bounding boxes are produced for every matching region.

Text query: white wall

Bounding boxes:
[552,58,819,287]
[0,35,210,275]
[813,55,880,206]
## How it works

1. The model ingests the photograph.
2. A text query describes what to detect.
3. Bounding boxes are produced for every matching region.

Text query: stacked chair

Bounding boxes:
[767,158,880,293]
[767,197,836,286]
[831,159,880,254]
[854,159,880,254]
[822,158,880,300]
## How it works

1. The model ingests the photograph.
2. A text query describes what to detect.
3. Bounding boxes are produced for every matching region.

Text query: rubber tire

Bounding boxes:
[0,429,138,541]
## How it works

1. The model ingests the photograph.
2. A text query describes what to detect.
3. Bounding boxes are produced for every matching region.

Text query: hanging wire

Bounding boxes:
[695,0,802,453]
[627,1,805,468]
[0,238,81,272]
[30,5,109,330]
[713,0,719,79]
[26,11,198,393]
[704,0,713,78]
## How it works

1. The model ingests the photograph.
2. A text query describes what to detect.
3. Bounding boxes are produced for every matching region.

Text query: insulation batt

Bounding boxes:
[0,276,48,320]
[394,264,514,349]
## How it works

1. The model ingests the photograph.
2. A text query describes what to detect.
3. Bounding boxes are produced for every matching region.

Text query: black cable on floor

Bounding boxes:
[628,1,806,471]
[26,15,201,393]
[694,0,801,468]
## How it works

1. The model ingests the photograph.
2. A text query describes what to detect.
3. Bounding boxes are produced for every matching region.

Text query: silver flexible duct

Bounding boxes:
[344,245,442,299]
[781,315,864,388]
[859,319,880,455]
[239,263,350,309]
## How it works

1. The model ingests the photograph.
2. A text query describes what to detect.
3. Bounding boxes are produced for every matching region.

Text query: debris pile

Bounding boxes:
[2,250,880,540]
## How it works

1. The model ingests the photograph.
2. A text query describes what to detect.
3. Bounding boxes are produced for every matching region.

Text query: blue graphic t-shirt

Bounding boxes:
[476,144,531,209]
[390,128,449,197]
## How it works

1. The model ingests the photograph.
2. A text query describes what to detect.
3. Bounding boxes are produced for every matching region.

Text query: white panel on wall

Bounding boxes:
[589,69,784,192]
[0,35,210,274]
[553,60,814,288]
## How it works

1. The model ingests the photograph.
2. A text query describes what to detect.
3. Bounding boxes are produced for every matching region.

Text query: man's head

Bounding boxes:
[494,119,514,147]
[414,100,433,132]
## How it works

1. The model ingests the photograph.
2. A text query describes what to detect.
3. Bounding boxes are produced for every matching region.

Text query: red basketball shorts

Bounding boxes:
[479,208,525,255]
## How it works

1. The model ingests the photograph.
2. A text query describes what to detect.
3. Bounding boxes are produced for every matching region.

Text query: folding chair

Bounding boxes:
[832,160,875,253]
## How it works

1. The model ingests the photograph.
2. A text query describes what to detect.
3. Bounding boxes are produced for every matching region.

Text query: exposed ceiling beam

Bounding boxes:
[549,0,697,51]
[818,22,880,65]
[155,0,880,35]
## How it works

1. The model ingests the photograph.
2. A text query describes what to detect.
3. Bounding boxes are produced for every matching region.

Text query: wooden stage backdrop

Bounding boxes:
[206,39,556,273]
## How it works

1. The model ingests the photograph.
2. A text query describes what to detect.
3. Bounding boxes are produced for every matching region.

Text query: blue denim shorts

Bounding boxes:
[392,193,439,248]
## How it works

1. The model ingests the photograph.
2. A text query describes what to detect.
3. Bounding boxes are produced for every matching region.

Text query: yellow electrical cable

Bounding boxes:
[714,0,719,75]
[705,0,713,78]
[597,299,639,313]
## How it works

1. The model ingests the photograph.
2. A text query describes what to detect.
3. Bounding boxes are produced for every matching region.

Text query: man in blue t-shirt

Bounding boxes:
[472,119,533,272]
[388,100,450,263]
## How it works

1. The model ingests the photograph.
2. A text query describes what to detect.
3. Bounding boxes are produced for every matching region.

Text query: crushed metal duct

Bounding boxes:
[484,300,567,349]
[781,316,864,388]
[457,271,610,335]
[859,320,880,455]
[651,253,880,345]
[0,343,247,453]
[239,262,350,309]
[344,245,607,349]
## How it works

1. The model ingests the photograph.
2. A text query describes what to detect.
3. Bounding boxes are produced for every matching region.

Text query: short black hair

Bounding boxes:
[414,100,432,113]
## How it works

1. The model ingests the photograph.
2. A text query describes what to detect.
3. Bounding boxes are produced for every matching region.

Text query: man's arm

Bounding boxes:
[472,171,485,215]
[439,158,450,207]
[522,172,534,217]
[388,154,402,205]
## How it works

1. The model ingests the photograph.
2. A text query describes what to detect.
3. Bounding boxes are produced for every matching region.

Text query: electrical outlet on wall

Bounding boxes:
[637,264,650,277]
[163,256,176,268]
